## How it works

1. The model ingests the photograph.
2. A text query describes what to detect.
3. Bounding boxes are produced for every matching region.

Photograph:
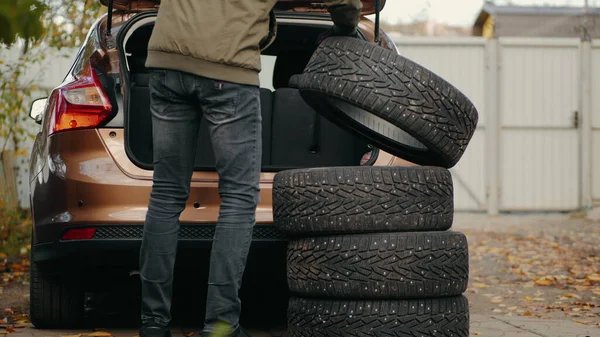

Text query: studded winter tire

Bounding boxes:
[288,296,469,337]
[298,37,479,168]
[273,166,453,236]
[287,231,469,299]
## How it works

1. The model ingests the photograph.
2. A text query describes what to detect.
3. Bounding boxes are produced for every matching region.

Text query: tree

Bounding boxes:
[1,0,105,149]
[0,0,47,46]
[0,1,105,208]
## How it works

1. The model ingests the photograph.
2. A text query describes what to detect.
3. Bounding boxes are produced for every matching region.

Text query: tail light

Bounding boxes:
[61,227,97,240]
[47,63,113,135]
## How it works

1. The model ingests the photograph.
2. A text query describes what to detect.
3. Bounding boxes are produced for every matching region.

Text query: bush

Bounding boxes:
[0,204,31,259]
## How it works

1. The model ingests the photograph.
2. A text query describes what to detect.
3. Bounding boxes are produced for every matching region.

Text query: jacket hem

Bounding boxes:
[145,51,260,86]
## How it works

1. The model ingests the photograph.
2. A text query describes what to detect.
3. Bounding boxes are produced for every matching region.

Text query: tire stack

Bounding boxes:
[273,37,479,337]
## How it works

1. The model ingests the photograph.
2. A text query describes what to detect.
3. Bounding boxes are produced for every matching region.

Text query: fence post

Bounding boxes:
[580,39,593,210]
[486,38,500,215]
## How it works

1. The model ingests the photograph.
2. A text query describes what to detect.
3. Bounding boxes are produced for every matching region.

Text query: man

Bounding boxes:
[138,1,363,337]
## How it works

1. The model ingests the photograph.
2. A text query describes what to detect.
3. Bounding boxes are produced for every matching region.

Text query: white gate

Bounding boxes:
[498,38,581,211]
[394,36,594,212]
[592,40,600,201]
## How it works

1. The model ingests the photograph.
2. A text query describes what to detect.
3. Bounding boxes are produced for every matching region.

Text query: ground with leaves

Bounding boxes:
[457,211,600,328]
[1,211,599,333]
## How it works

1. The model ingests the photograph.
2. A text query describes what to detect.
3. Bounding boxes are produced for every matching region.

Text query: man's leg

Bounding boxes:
[198,79,262,336]
[140,69,200,333]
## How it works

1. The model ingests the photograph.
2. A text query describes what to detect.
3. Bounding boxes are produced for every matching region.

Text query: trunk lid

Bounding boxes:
[99,0,386,15]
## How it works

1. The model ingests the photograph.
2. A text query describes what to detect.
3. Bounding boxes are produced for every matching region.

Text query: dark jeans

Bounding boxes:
[139,69,261,333]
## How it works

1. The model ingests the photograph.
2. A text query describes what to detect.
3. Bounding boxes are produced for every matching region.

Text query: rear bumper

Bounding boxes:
[29,129,277,245]
[33,223,288,264]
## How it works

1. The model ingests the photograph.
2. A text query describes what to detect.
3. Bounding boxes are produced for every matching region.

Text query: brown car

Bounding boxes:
[27,0,410,329]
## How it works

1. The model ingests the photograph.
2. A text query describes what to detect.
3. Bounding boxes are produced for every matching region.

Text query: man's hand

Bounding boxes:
[328,3,361,28]
[317,24,360,45]
[318,3,361,45]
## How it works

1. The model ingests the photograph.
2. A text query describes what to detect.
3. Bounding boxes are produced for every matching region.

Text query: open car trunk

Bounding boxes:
[118,13,374,172]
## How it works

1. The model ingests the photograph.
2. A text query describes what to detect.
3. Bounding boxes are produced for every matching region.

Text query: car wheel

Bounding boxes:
[287,231,468,299]
[298,37,479,168]
[273,166,453,235]
[30,256,84,328]
[288,296,469,337]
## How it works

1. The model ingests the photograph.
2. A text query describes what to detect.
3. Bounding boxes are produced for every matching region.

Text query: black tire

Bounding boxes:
[298,37,479,168]
[273,166,453,235]
[287,231,468,299]
[288,296,469,337]
[30,260,84,328]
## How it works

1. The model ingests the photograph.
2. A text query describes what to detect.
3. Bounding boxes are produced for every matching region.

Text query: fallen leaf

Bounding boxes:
[535,279,552,286]
[5,329,14,334]
[473,283,489,288]
[491,298,503,304]
[8,264,25,272]
[185,332,194,337]
[573,319,589,325]
[525,296,533,301]
[523,311,533,316]
[586,275,600,282]
[472,332,481,335]
[61,334,82,337]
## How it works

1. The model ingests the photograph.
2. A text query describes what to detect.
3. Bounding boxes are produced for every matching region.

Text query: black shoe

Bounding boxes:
[139,325,172,337]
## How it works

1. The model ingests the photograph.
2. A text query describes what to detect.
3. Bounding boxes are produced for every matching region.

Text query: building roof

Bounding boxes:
[474,2,600,28]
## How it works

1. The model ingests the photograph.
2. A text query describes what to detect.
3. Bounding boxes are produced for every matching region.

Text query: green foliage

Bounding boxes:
[0,0,105,155]
[0,0,47,46]
[45,0,106,50]
[0,204,31,258]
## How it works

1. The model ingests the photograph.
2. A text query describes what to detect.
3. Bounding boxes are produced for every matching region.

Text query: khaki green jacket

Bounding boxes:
[146,0,362,86]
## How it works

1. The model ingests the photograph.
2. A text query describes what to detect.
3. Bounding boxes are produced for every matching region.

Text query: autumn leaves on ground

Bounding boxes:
[457,212,600,329]
[1,210,600,333]
[0,204,32,333]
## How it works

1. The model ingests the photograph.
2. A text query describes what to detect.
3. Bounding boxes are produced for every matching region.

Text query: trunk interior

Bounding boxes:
[121,17,373,172]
